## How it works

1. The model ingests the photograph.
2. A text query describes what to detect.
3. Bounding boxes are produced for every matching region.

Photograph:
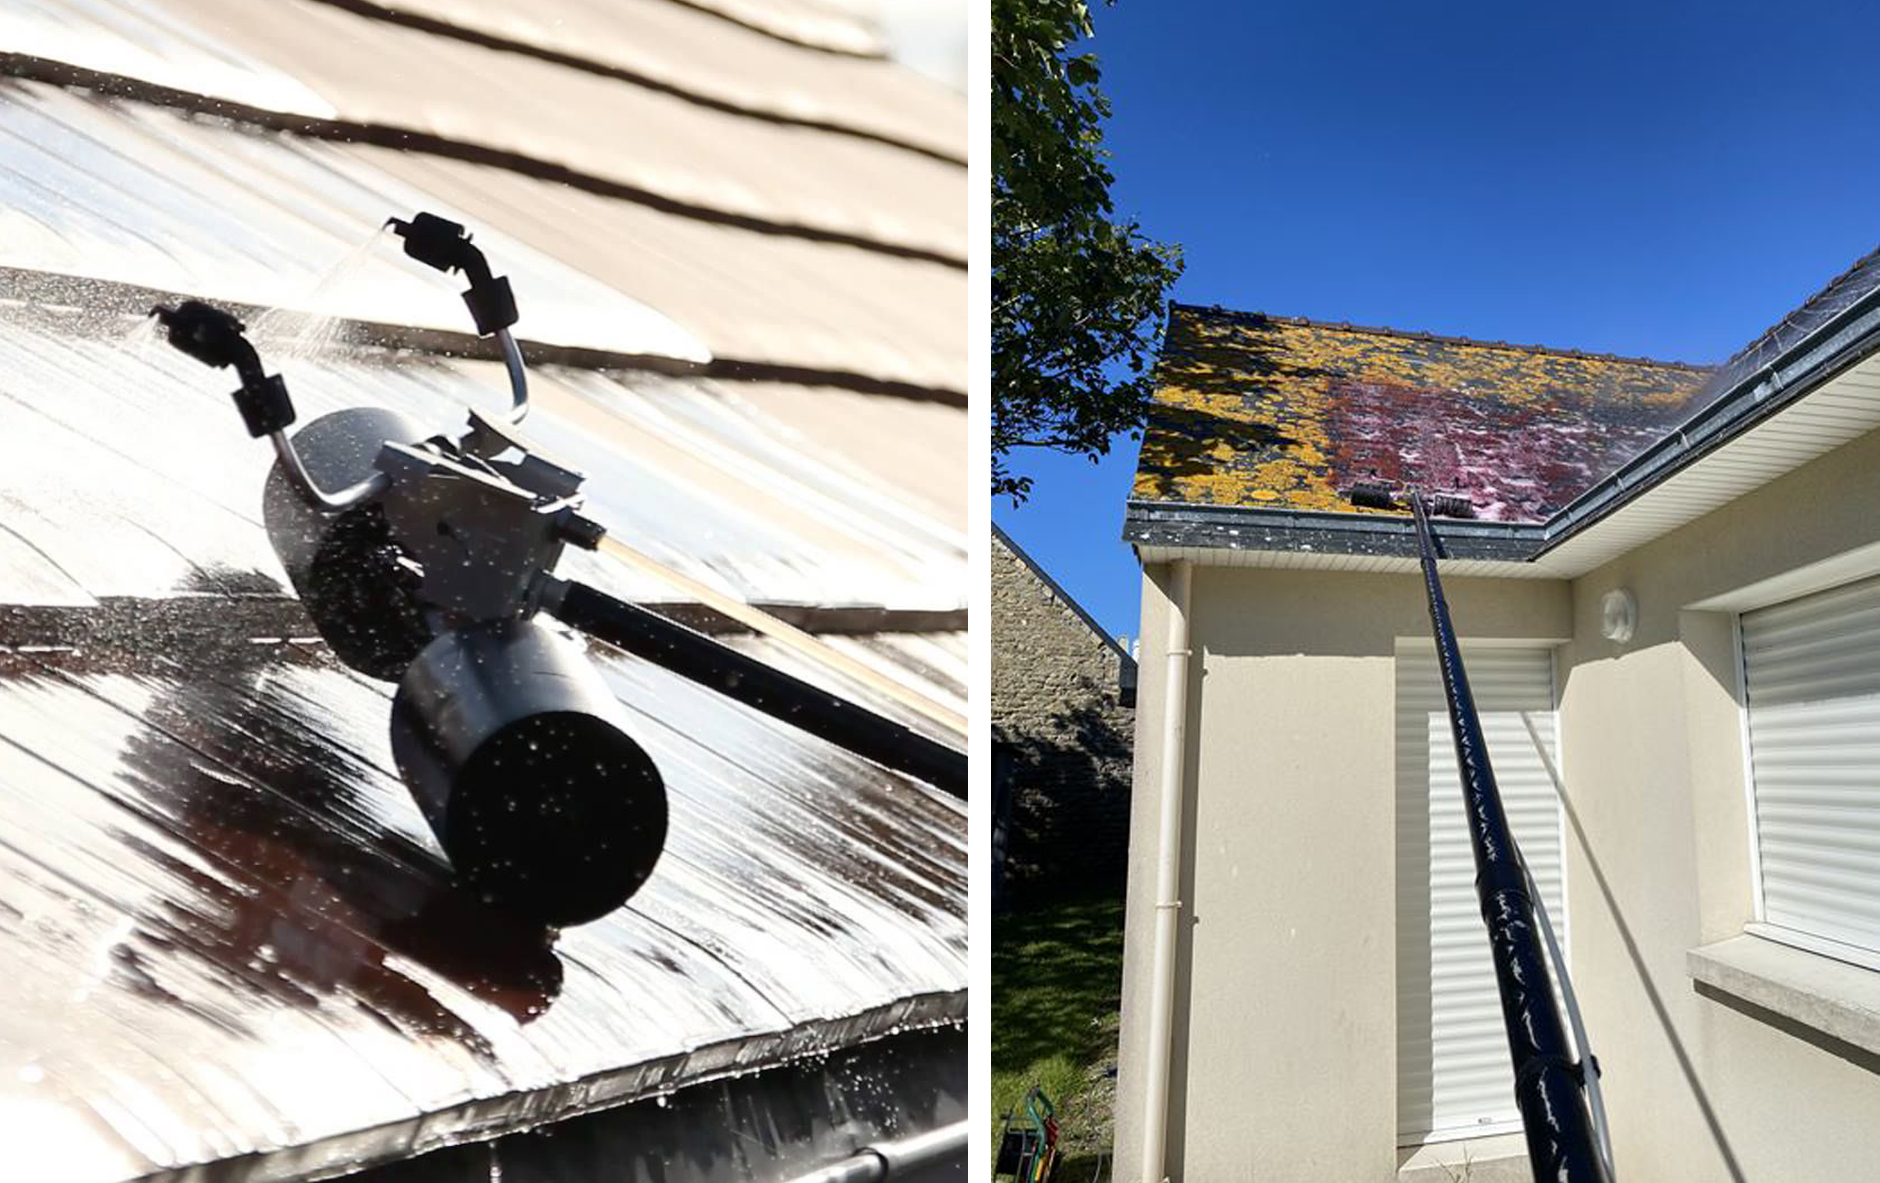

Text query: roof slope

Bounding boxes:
[1133,304,1710,523]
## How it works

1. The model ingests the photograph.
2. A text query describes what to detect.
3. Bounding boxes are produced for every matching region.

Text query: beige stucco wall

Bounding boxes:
[1116,565,1571,1182]
[1119,423,1880,1182]
[1559,421,1880,1183]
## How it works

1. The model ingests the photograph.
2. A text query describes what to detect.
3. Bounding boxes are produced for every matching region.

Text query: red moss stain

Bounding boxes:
[1326,379,1662,522]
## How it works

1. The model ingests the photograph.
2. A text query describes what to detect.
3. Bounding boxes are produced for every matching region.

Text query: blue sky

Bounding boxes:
[993,0,1880,642]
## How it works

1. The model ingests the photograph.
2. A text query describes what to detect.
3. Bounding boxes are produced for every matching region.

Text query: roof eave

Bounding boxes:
[1123,499,1542,563]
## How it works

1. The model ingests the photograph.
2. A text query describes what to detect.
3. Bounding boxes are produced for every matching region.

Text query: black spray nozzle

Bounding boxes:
[388,211,518,337]
[387,212,472,274]
[151,300,252,371]
[149,300,295,438]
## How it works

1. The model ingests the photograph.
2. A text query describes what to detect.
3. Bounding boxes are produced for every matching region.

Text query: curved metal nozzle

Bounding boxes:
[496,327,529,426]
[149,301,385,512]
[387,210,528,424]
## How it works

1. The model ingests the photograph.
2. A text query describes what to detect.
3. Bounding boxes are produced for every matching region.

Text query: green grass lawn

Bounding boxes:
[991,894,1126,1181]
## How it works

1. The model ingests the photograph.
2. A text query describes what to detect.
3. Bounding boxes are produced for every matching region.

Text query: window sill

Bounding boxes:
[1396,1133,1529,1182]
[1687,933,1880,1059]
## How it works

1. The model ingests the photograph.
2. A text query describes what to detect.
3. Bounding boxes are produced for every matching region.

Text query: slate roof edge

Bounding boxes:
[992,522,1135,664]
[1169,301,1714,371]
[131,988,966,1183]
[1122,499,1542,563]
[1130,267,1880,566]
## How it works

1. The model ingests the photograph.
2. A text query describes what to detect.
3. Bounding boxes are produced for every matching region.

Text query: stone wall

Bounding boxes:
[992,526,1135,904]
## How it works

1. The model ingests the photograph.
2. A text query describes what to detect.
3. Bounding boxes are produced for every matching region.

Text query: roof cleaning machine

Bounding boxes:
[153,212,966,927]
[1346,479,1614,1183]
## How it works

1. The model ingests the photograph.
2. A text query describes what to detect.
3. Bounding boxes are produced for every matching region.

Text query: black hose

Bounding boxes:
[1407,491,1607,1183]
[546,580,967,798]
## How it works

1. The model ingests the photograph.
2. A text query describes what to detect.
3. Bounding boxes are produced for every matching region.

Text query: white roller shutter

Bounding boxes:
[1742,574,1880,957]
[1396,643,1564,1144]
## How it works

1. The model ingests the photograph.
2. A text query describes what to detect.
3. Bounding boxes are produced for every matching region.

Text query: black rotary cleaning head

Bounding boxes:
[1347,482,1402,511]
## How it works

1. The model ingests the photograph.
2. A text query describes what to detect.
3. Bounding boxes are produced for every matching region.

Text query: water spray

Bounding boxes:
[152,212,966,925]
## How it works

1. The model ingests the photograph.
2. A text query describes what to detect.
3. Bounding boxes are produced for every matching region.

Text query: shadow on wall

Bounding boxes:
[1001,675,1134,902]
[1517,710,1749,1183]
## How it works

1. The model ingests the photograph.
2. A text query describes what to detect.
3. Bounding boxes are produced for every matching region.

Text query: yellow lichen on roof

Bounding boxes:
[1132,306,1712,523]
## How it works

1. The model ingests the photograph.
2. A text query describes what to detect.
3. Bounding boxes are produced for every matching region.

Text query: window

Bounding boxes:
[1395,642,1566,1144]
[1741,574,1880,962]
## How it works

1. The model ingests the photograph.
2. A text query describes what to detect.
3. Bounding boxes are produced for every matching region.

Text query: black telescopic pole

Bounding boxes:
[1407,492,1606,1183]
[543,579,967,799]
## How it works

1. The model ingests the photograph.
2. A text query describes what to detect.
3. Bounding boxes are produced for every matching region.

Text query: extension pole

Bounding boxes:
[1406,492,1606,1183]
[541,577,967,797]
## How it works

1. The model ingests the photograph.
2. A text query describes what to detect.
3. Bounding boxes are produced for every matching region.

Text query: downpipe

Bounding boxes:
[1140,558,1192,1183]
[1407,493,1608,1183]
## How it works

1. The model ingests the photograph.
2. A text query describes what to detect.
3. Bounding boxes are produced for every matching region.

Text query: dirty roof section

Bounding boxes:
[0,1,964,1180]
[1133,304,1711,523]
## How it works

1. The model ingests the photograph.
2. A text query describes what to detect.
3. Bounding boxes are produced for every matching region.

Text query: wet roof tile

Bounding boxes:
[0,636,962,1181]
[0,82,709,363]
[15,0,963,266]
[0,0,965,1173]
[1133,304,1714,523]
[0,308,960,613]
[358,0,961,160]
[0,80,963,393]
[355,143,965,392]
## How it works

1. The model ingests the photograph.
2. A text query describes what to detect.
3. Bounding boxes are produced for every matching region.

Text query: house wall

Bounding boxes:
[1558,421,1880,1183]
[1118,423,1880,1183]
[1115,565,1571,1183]
[990,530,1135,902]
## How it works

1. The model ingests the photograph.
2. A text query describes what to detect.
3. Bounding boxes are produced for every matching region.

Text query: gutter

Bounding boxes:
[1124,500,1540,563]
[1125,273,1880,564]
